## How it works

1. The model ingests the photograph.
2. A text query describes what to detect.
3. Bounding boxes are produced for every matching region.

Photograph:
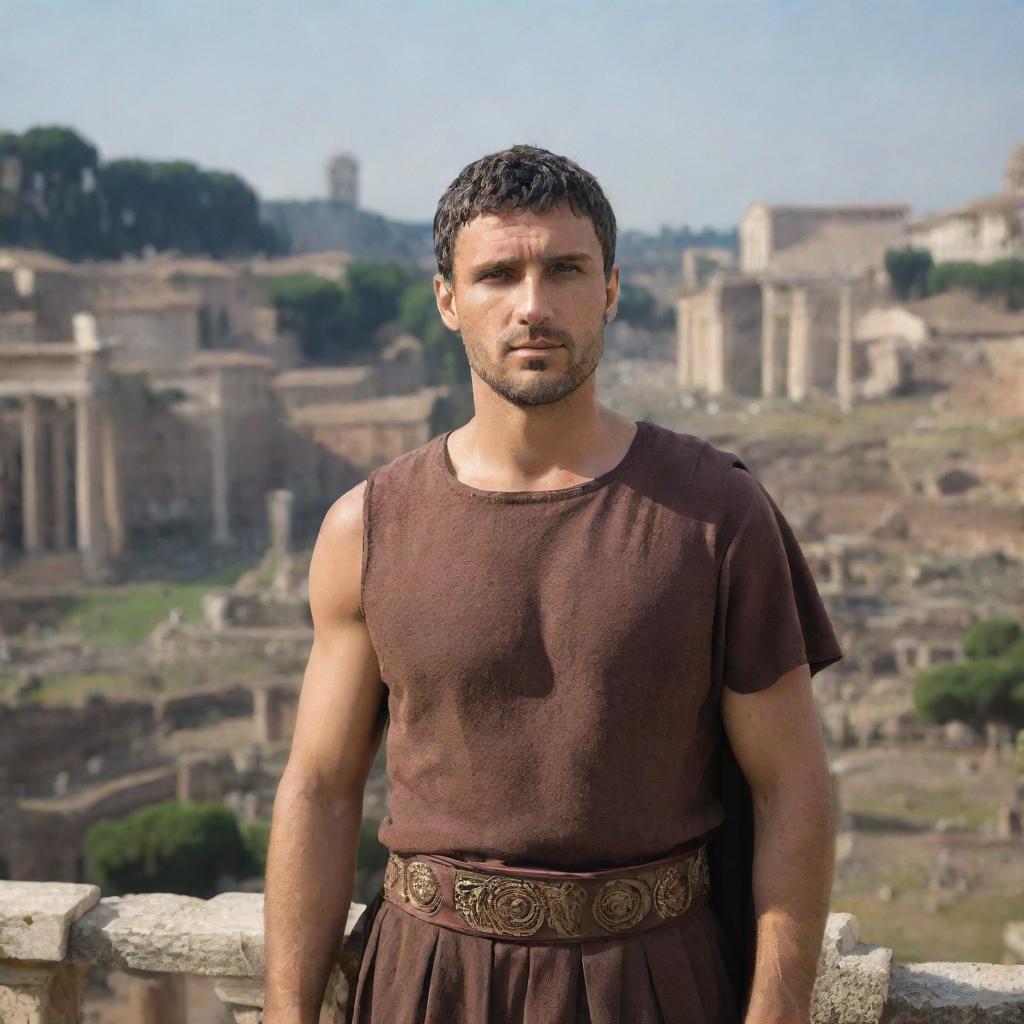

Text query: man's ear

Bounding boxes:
[604,264,620,323]
[434,273,460,332]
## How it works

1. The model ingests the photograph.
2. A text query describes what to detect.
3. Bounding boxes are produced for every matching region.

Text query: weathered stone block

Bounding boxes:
[883,961,1024,1023]
[69,891,264,977]
[0,960,88,1024]
[0,881,100,961]
[68,891,367,981]
[812,912,893,1024]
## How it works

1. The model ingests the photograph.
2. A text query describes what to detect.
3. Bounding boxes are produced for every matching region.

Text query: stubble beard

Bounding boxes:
[463,320,606,408]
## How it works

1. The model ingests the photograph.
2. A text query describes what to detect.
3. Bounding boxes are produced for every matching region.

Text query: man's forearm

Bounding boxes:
[263,771,363,1024]
[742,780,835,1024]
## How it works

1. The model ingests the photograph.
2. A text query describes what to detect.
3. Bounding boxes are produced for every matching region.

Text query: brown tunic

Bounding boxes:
[342,418,844,1023]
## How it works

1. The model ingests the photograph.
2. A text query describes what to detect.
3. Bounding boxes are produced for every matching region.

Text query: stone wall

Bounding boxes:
[0,700,155,798]
[1,883,1021,1023]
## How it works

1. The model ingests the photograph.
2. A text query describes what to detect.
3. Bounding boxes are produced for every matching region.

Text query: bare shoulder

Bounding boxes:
[308,480,368,628]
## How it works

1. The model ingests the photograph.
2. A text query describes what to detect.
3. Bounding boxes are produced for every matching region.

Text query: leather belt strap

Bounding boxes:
[381,844,711,944]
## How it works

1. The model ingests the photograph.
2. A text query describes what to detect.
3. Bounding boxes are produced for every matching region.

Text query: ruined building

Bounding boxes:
[260,152,433,265]
[326,151,360,206]
[676,144,1024,405]
[0,248,456,581]
[908,143,1024,263]
[676,202,908,402]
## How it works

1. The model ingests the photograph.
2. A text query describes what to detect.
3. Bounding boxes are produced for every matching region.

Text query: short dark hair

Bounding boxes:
[433,144,617,285]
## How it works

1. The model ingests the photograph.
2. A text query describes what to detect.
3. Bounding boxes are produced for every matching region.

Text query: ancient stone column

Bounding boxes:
[51,410,71,550]
[788,288,811,402]
[836,282,854,413]
[210,383,231,546]
[676,301,693,390]
[21,395,44,553]
[100,403,124,556]
[761,283,779,398]
[267,489,294,599]
[253,686,285,743]
[75,389,107,571]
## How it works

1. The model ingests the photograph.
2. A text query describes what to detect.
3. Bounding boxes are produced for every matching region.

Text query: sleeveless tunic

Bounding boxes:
[344,418,844,1024]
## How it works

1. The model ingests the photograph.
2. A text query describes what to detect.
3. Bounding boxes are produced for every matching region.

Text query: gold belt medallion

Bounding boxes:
[593,876,652,932]
[407,861,443,914]
[453,870,587,937]
[383,851,407,903]
[387,847,711,939]
[653,846,711,919]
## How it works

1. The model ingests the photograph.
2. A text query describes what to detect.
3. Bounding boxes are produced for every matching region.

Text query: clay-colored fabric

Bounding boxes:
[343,419,844,1023]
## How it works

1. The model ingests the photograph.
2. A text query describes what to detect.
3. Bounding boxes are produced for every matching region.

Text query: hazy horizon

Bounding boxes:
[2,0,1022,232]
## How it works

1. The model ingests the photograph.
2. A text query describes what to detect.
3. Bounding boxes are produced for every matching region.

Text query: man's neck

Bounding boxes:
[446,391,637,493]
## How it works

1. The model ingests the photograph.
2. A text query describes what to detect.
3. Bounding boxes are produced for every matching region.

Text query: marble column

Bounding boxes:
[675,302,692,390]
[788,288,811,402]
[51,411,70,550]
[21,395,44,553]
[836,282,854,413]
[267,489,294,599]
[761,283,780,398]
[210,383,231,546]
[75,389,106,570]
[100,403,124,556]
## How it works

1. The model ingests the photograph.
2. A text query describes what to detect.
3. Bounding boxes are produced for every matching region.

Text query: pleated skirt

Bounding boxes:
[344,887,741,1024]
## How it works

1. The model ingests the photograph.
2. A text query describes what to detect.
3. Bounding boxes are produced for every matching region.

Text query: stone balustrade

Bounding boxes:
[1,880,1022,1023]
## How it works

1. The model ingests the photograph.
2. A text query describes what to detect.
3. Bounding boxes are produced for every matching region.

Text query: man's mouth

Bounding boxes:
[511,338,563,350]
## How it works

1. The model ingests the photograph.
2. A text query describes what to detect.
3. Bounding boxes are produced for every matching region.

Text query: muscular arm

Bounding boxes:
[721,663,834,1024]
[263,482,386,1024]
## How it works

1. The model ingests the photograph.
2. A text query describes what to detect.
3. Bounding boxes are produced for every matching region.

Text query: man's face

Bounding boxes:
[434,201,619,407]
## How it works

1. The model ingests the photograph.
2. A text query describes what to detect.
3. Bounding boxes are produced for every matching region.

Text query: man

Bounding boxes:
[263,144,844,1024]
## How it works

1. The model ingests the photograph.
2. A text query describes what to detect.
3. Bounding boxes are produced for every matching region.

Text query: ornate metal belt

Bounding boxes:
[381,844,711,943]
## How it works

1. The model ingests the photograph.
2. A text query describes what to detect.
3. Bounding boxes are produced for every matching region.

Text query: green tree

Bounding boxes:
[913,618,1024,735]
[0,124,281,259]
[0,131,21,244]
[913,663,976,728]
[885,247,934,300]
[267,263,428,366]
[926,258,1024,310]
[86,802,259,898]
[397,279,469,387]
[344,262,411,340]
[240,820,271,871]
[264,273,352,363]
[101,159,275,257]
[963,617,1023,660]
[614,281,674,329]
[13,125,104,258]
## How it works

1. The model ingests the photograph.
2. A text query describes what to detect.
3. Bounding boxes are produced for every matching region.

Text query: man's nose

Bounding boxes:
[513,272,554,326]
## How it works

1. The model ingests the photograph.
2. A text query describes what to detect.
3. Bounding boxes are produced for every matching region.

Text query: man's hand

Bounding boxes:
[721,662,835,1024]
[263,482,387,1024]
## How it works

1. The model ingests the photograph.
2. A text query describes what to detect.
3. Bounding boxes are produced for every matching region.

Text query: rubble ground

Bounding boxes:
[832,744,1024,964]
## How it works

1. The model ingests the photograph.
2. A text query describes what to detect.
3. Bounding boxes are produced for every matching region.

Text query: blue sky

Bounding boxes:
[2,0,1022,231]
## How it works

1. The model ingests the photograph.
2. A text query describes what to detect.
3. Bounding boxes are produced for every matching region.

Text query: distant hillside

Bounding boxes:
[260,199,435,269]
[260,202,737,281]
[616,224,738,276]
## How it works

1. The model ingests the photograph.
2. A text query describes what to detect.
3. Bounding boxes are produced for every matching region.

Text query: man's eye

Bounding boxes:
[481,269,510,280]
[553,264,581,274]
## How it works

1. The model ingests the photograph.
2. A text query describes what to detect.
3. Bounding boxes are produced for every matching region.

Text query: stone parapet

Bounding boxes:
[1,881,1022,1023]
